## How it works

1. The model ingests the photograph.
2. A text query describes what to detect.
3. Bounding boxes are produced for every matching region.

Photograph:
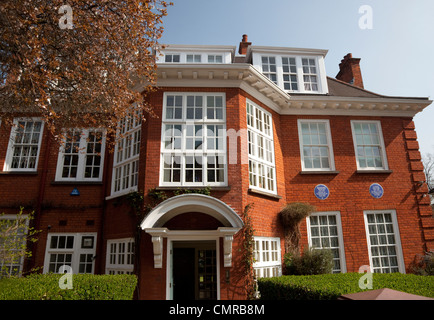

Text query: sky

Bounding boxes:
[159,0,434,157]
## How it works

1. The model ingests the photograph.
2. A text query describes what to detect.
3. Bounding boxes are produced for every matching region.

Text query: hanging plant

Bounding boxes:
[279,202,315,255]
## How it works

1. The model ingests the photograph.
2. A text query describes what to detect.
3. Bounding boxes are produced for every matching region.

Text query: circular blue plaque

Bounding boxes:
[369,183,384,199]
[314,184,329,200]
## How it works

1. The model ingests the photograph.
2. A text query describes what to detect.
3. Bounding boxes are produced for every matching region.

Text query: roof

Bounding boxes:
[338,288,433,300]
[326,77,430,100]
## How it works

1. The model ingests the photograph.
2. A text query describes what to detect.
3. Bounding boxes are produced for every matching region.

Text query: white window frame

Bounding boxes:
[160,92,227,187]
[351,120,389,171]
[0,214,30,277]
[298,119,335,172]
[255,54,326,94]
[55,129,106,182]
[306,211,346,273]
[105,238,135,275]
[4,118,44,172]
[110,109,142,198]
[247,100,277,194]
[252,237,282,278]
[43,233,97,274]
[363,210,405,274]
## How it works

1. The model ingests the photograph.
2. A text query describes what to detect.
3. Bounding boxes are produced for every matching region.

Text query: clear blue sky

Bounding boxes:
[160,0,434,156]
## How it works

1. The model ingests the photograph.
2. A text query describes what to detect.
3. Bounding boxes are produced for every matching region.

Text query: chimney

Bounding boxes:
[238,34,251,55]
[335,53,364,89]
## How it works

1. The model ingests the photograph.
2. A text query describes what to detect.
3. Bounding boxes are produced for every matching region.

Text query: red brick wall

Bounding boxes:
[0,87,431,300]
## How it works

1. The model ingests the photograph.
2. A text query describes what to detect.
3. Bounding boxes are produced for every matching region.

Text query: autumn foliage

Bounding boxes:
[0,1,171,143]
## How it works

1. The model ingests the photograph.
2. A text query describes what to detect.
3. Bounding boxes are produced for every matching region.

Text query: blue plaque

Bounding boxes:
[369,183,384,199]
[70,187,80,196]
[314,184,329,200]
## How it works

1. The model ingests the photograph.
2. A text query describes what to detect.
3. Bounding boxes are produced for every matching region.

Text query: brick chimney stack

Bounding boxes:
[238,34,251,55]
[335,53,364,89]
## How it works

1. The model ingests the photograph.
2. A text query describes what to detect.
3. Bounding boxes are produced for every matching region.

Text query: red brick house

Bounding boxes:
[0,35,432,300]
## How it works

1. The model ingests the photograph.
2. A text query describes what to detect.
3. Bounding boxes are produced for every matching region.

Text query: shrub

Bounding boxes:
[0,273,137,300]
[279,202,315,254]
[257,273,434,300]
[284,248,333,275]
[412,252,434,276]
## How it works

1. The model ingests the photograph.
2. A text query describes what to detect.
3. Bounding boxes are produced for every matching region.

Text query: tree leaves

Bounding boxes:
[0,0,172,146]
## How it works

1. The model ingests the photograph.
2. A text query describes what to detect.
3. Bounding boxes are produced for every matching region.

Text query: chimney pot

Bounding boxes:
[238,34,251,55]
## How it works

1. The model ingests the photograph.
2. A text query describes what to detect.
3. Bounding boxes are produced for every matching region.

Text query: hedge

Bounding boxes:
[257,273,434,300]
[0,274,137,300]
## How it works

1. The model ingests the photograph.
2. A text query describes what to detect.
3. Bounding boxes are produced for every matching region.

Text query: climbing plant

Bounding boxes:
[241,203,256,299]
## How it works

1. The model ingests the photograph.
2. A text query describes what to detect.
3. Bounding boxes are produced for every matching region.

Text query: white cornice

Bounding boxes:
[154,63,432,117]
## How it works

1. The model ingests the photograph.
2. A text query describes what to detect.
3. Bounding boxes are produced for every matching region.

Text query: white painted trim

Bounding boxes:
[3,117,45,172]
[350,120,389,171]
[165,235,221,300]
[306,211,347,273]
[363,210,405,273]
[43,232,97,274]
[297,119,336,172]
[140,193,244,229]
[55,128,106,182]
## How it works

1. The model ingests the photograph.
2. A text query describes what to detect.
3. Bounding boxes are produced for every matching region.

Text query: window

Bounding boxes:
[4,118,44,172]
[364,211,404,273]
[298,120,335,171]
[111,109,141,196]
[43,233,97,274]
[160,93,227,186]
[282,57,298,91]
[165,54,180,63]
[247,100,276,194]
[0,214,29,277]
[307,212,346,273]
[261,56,277,84]
[302,58,318,91]
[253,237,281,278]
[208,55,223,63]
[351,121,388,170]
[55,129,105,181]
[106,238,135,275]
[187,54,201,63]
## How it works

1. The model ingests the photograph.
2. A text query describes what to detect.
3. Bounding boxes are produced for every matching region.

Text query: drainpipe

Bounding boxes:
[30,130,52,273]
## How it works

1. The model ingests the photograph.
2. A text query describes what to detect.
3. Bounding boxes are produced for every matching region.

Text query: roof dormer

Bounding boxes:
[249,46,329,95]
[156,44,236,64]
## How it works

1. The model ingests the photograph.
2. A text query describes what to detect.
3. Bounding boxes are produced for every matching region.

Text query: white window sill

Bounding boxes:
[248,188,282,199]
[356,169,393,174]
[299,170,340,175]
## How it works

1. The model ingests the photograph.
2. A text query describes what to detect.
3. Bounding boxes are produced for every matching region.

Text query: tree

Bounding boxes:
[422,153,434,192]
[0,1,171,144]
[0,209,40,278]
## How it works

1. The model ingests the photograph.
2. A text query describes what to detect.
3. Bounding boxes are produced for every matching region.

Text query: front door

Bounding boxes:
[171,241,217,300]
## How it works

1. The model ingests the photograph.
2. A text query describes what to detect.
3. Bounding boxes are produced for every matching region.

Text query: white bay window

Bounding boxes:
[111,109,141,197]
[247,100,276,194]
[160,93,227,187]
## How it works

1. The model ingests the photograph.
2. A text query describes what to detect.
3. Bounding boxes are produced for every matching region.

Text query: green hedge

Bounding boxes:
[0,274,137,300]
[257,273,434,300]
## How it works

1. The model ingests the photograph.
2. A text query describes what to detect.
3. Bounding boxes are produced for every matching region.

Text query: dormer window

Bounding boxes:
[208,55,223,63]
[261,56,277,84]
[251,47,328,94]
[282,57,298,91]
[165,54,180,63]
[186,54,201,63]
[302,58,318,91]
